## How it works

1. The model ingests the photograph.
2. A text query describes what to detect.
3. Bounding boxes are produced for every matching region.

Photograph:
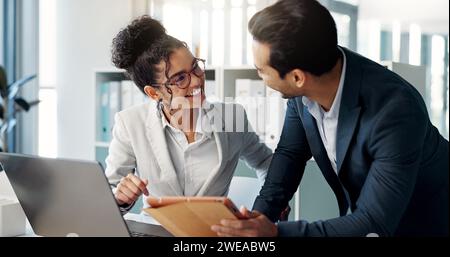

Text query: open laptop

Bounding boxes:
[0,152,172,237]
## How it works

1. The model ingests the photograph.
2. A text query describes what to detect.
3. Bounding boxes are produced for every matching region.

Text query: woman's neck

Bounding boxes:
[162,107,199,135]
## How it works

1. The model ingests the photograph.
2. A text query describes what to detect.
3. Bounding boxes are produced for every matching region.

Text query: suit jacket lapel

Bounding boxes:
[336,47,363,175]
[145,102,183,196]
[336,107,361,173]
[298,100,349,216]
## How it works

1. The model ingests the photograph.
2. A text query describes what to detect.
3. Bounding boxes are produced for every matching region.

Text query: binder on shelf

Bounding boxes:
[121,80,134,110]
[265,87,287,150]
[235,79,266,139]
[98,81,122,143]
[205,80,220,103]
[99,82,111,142]
[130,82,146,106]
[121,80,147,110]
[108,81,122,141]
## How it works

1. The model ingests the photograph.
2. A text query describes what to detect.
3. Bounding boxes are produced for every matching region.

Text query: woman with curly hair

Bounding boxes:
[106,16,273,214]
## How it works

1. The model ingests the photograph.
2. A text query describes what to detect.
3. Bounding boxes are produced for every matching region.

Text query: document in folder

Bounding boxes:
[143,196,245,237]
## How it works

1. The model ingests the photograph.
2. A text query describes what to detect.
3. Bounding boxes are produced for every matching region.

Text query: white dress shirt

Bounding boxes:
[302,47,347,174]
[161,108,219,196]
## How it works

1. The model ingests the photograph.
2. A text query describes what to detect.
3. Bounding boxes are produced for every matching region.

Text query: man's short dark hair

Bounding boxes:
[248,0,339,78]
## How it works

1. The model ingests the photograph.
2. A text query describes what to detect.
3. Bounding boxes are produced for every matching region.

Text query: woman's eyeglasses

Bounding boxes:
[152,58,206,89]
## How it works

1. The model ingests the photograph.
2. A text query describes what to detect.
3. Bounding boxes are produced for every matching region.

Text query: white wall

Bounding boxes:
[56,0,133,160]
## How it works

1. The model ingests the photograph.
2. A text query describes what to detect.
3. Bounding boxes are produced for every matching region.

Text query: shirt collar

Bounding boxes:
[302,47,347,119]
[161,107,213,139]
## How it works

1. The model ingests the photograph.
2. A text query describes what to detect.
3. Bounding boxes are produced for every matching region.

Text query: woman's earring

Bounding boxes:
[157,99,163,118]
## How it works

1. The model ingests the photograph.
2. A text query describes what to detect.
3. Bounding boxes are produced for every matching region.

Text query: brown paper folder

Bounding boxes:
[143,198,242,237]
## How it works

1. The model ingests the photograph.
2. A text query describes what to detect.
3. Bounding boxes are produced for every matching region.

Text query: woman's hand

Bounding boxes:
[115,173,149,205]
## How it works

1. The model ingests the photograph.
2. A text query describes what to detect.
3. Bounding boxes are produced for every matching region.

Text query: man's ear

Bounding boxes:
[144,86,160,101]
[290,69,306,89]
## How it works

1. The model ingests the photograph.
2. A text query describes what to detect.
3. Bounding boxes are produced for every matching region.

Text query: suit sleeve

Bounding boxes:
[277,99,427,236]
[252,99,312,221]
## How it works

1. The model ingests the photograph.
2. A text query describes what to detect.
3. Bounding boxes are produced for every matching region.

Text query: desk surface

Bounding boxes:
[19,213,160,237]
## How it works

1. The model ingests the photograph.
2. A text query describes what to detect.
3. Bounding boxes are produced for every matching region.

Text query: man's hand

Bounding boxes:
[114,173,149,205]
[211,207,278,237]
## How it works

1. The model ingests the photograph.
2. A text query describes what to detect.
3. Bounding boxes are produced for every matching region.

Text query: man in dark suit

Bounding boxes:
[211,0,449,236]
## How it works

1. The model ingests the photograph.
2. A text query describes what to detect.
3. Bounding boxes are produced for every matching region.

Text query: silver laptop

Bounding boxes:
[0,152,172,237]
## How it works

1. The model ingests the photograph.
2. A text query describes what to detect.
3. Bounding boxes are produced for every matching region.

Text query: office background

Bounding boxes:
[0,0,448,221]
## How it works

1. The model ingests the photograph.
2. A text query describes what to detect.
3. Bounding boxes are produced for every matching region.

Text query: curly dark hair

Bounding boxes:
[111,15,186,93]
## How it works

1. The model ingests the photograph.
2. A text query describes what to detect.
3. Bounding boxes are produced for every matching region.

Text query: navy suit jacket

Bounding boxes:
[253,48,449,236]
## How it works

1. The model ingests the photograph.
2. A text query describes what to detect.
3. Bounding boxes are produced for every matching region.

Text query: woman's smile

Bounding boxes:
[185,87,202,98]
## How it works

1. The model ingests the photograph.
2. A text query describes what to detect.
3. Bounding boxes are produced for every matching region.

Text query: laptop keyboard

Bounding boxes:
[130,231,160,237]
[126,220,173,237]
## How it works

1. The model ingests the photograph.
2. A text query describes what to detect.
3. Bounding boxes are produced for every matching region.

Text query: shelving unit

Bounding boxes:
[204,66,223,102]
[222,66,261,99]
[94,69,146,168]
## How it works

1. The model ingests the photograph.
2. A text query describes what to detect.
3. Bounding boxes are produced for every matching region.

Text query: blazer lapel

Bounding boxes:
[299,103,349,216]
[336,107,361,174]
[145,102,183,196]
[336,47,363,175]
